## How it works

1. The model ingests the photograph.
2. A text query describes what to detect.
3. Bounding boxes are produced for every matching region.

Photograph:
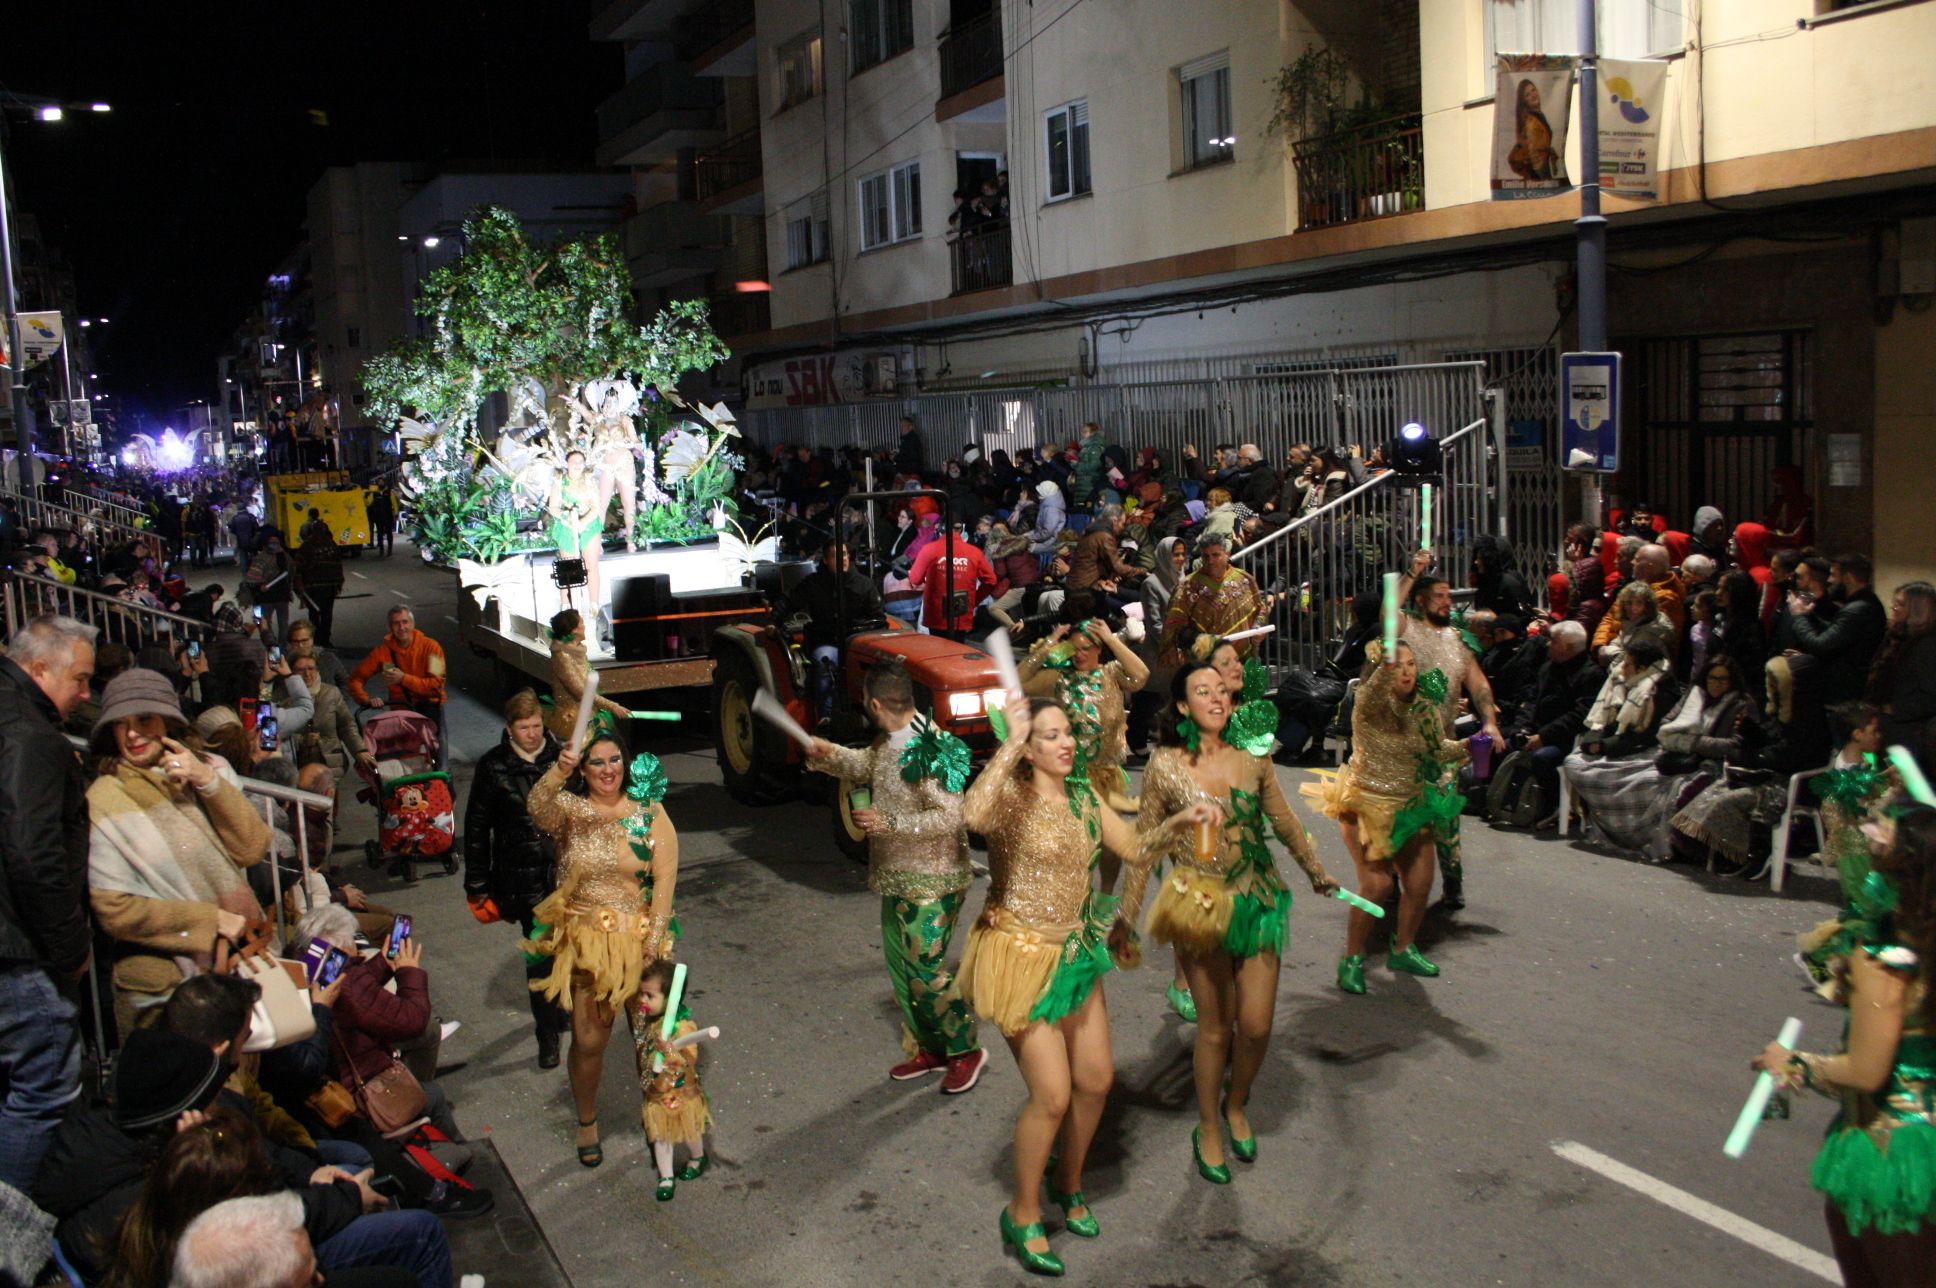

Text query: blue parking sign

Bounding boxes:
[1560,351,1620,473]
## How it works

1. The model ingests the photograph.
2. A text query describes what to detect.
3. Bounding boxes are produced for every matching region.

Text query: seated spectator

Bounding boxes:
[87,671,270,1034]
[292,651,375,780]
[171,1191,416,1288]
[1198,487,1241,545]
[1595,581,1675,668]
[1650,655,1754,835]
[1711,570,1771,698]
[1471,611,1544,727]
[1730,521,1777,628]
[1470,535,1535,618]
[1504,620,1602,823]
[984,523,1041,619]
[1560,638,1682,852]
[287,619,349,693]
[1066,504,1145,608]
[1025,480,1067,555]
[1868,581,1936,748]
[1787,552,1887,703]
[1563,524,1608,637]
[1680,552,1718,597]
[1688,505,1728,564]
[1685,589,1718,676]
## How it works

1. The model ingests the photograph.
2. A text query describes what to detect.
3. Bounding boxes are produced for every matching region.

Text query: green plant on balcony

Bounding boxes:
[1267,46,1353,141]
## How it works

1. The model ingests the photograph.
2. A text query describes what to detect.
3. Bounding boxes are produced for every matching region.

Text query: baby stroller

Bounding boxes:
[357,708,457,879]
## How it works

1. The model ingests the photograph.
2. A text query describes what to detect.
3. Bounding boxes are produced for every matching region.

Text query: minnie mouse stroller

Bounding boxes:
[357,708,457,879]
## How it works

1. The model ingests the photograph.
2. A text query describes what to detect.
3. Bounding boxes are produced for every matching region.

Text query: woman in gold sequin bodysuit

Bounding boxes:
[1018,617,1148,814]
[526,730,679,1167]
[959,696,1143,1277]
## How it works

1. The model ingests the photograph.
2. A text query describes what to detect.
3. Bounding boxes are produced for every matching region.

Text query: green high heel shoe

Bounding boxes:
[678,1154,709,1182]
[1166,982,1197,1023]
[1389,943,1440,977]
[1192,1127,1231,1185]
[1046,1184,1099,1238]
[655,1176,676,1202]
[999,1207,1065,1276]
[1337,954,1366,995]
[1221,1098,1256,1164]
[574,1117,602,1168]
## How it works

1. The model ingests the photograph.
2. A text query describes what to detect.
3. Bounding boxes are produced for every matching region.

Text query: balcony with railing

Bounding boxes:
[695,129,763,213]
[675,0,755,74]
[1291,113,1424,231]
[937,5,1004,122]
[595,63,727,167]
[623,202,728,288]
[949,222,1012,295]
[705,290,771,339]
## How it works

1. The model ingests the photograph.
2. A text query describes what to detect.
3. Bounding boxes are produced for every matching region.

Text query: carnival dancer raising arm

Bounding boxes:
[958,694,1141,1277]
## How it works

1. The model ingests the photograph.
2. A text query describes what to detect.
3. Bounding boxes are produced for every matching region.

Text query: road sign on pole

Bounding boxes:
[1560,350,1621,473]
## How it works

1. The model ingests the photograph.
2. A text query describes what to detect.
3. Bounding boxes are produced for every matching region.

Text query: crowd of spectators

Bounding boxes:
[0,468,481,1284]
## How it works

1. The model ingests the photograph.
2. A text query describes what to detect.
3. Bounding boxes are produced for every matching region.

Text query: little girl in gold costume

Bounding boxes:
[634,959,715,1201]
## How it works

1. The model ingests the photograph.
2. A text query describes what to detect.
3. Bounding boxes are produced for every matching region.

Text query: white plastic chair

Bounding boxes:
[1769,765,1830,893]
[1558,765,1575,836]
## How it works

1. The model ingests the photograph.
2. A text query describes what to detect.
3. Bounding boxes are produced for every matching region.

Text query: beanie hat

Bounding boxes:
[111,1028,225,1130]
[91,668,188,753]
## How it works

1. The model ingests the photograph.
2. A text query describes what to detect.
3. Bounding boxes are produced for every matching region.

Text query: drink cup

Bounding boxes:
[849,786,873,812]
[1194,817,1218,863]
[1469,732,1493,780]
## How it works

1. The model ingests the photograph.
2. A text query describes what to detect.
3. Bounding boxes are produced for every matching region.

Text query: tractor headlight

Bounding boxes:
[946,691,983,720]
[981,687,1007,714]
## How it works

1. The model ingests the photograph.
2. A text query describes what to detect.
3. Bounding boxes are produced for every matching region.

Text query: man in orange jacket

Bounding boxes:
[349,604,449,763]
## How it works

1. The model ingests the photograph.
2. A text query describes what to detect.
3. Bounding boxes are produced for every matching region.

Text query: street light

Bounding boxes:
[89,104,110,113]
[422,236,440,249]
[35,106,61,123]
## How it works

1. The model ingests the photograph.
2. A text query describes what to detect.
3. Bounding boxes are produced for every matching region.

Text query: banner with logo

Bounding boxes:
[1599,58,1668,202]
[18,311,65,370]
[1491,55,1576,200]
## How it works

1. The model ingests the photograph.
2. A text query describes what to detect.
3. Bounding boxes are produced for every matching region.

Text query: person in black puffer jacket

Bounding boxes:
[462,689,566,1067]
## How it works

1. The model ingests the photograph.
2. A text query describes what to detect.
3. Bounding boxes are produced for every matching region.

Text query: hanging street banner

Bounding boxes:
[1491,55,1576,200]
[1560,351,1622,474]
[18,311,65,370]
[1600,58,1669,202]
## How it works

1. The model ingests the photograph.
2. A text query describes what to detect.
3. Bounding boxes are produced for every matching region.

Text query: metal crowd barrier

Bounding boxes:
[1232,415,1493,674]
[64,487,151,532]
[2,488,152,554]
[1,568,216,653]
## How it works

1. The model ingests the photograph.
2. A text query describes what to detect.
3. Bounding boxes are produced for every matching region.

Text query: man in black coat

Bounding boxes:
[1788,553,1888,704]
[779,540,884,720]
[1232,444,1281,514]
[462,690,566,1067]
[1506,621,1604,823]
[894,416,925,480]
[0,614,96,1193]
[1473,611,1546,728]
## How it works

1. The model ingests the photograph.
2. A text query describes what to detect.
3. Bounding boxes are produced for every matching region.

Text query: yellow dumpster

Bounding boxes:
[266,473,372,549]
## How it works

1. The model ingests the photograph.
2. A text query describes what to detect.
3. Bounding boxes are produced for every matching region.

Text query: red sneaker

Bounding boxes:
[939,1048,989,1095]
[889,1049,948,1081]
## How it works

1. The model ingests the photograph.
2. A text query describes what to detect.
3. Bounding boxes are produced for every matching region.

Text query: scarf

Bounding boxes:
[87,759,256,907]
[1586,660,1668,735]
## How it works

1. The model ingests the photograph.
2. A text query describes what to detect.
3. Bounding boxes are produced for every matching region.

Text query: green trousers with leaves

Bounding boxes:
[881,892,979,1060]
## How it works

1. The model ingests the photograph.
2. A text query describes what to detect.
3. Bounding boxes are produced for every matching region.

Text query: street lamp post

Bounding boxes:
[0,133,28,449]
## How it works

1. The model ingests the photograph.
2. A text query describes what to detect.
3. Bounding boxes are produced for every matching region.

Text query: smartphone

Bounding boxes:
[257,713,280,752]
[299,938,330,979]
[239,697,260,731]
[268,645,282,664]
[314,946,350,988]
[384,914,412,959]
[253,605,264,622]
[185,639,201,660]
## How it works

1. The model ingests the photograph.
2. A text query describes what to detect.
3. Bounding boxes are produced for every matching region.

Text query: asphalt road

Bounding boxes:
[294,546,1846,1288]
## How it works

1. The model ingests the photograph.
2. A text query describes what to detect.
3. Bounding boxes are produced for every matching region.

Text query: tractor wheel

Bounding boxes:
[830,775,869,863]
[713,649,795,804]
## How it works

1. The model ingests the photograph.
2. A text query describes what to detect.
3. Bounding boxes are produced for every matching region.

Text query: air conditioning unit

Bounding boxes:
[862,354,898,396]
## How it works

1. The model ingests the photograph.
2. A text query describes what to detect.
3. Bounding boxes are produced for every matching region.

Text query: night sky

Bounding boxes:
[2,3,622,425]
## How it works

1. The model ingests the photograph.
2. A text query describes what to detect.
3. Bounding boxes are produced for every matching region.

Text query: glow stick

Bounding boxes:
[751,687,813,751]
[1382,571,1400,663]
[568,669,601,749]
[1888,745,1936,806]
[670,1025,720,1050]
[1222,624,1276,644]
[651,961,689,1074]
[1724,1016,1801,1159]
[628,710,682,722]
[1332,888,1387,918]
[986,629,1025,704]
[1419,483,1434,553]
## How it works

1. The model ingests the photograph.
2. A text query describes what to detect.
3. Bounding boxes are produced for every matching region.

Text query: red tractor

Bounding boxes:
[709,490,1006,857]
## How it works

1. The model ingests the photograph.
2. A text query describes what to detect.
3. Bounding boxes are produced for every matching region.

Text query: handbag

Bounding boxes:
[304,1078,359,1129]
[208,922,316,1053]
[333,1029,429,1138]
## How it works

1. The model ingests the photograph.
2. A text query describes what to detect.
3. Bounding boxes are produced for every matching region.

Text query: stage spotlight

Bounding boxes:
[1387,421,1441,480]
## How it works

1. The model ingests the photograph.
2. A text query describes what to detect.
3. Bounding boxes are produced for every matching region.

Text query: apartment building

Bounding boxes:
[593,0,1936,584]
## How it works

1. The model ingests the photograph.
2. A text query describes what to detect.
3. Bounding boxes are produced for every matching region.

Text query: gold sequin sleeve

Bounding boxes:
[1122,749,1190,928]
[527,762,592,838]
[1253,756,1329,887]
[805,741,871,784]
[1017,642,1059,697]
[963,740,1027,836]
[644,807,677,961]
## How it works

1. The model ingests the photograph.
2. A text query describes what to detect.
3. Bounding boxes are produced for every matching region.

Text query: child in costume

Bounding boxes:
[1018,616,1149,814]
[1756,806,1936,1284]
[959,695,1143,1278]
[805,661,985,1092]
[635,958,714,1201]
[1126,661,1337,1182]
[1303,639,1470,994]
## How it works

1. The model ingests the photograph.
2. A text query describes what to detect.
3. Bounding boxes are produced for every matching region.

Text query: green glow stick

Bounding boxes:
[1382,571,1400,663]
[628,710,682,721]
[652,961,688,1074]
[1419,483,1433,552]
[1724,1016,1801,1159]
[1888,745,1936,806]
[1332,888,1386,918]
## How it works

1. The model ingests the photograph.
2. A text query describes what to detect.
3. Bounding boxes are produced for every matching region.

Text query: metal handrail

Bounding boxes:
[1232,417,1485,565]
[2,488,150,551]
[238,776,338,954]
[64,488,148,530]
[1,568,216,650]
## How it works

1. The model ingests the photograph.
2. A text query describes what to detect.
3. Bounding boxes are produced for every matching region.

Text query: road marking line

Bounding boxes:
[352,571,367,580]
[1551,1141,1837,1283]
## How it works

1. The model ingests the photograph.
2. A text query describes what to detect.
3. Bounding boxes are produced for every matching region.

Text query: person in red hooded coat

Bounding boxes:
[909,526,1000,639]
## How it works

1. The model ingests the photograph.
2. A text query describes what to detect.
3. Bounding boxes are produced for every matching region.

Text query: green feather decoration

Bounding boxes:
[900,717,972,793]
[1811,757,1886,814]
[1241,657,1269,705]
[1416,666,1449,706]
[1175,716,1201,754]
[625,751,668,805]
[1227,700,1279,756]
[1390,778,1466,853]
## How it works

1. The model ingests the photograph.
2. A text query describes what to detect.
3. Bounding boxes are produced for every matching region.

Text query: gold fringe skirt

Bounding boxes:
[1301,772,1406,863]
[528,886,647,1013]
[1148,867,1232,956]
[644,1083,712,1143]
[957,906,1082,1038]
